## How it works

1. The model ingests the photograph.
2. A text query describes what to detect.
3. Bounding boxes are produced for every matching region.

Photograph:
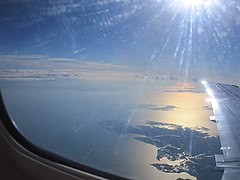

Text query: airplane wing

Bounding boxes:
[202,81,240,180]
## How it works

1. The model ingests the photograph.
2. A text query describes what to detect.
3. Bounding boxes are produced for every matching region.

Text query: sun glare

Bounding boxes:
[180,0,214,8]
[182,0,202,7]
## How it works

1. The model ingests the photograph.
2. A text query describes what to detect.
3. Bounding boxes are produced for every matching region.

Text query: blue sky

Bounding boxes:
[0,0,239,83]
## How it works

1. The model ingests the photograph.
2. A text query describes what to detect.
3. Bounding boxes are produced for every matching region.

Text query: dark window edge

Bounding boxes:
[0,90,129,180]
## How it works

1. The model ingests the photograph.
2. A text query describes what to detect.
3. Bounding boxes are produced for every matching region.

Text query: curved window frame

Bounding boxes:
[0,90,128,180]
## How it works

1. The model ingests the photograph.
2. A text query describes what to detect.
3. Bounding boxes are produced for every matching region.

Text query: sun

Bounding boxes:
[181,0,202,7]
[179,0,213,8]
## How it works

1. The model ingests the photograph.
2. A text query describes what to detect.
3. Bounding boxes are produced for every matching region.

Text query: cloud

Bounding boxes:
[73,48,86,54]
[163,82,204,94]
[133,75,176,81]
[0,69,133,81]
[133,74,199,83]
[0,55,133,81]
[146,105,180,111]
[0,54,48,62]
[202,106,213,111]
[119,104,180,111]
[163,89,203,93]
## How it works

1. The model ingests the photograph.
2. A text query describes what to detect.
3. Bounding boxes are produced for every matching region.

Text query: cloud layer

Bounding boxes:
[119,104,180,111]
[162,82,204,94]
[0,55,133,81]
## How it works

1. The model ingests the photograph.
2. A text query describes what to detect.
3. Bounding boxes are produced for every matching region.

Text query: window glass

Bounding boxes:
[1,0,239,179]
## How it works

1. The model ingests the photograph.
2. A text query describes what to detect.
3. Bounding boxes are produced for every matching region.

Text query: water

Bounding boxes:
[1,79,222,179]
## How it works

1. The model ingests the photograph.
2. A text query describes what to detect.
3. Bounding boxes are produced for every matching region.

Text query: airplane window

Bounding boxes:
[0,0,239,179]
